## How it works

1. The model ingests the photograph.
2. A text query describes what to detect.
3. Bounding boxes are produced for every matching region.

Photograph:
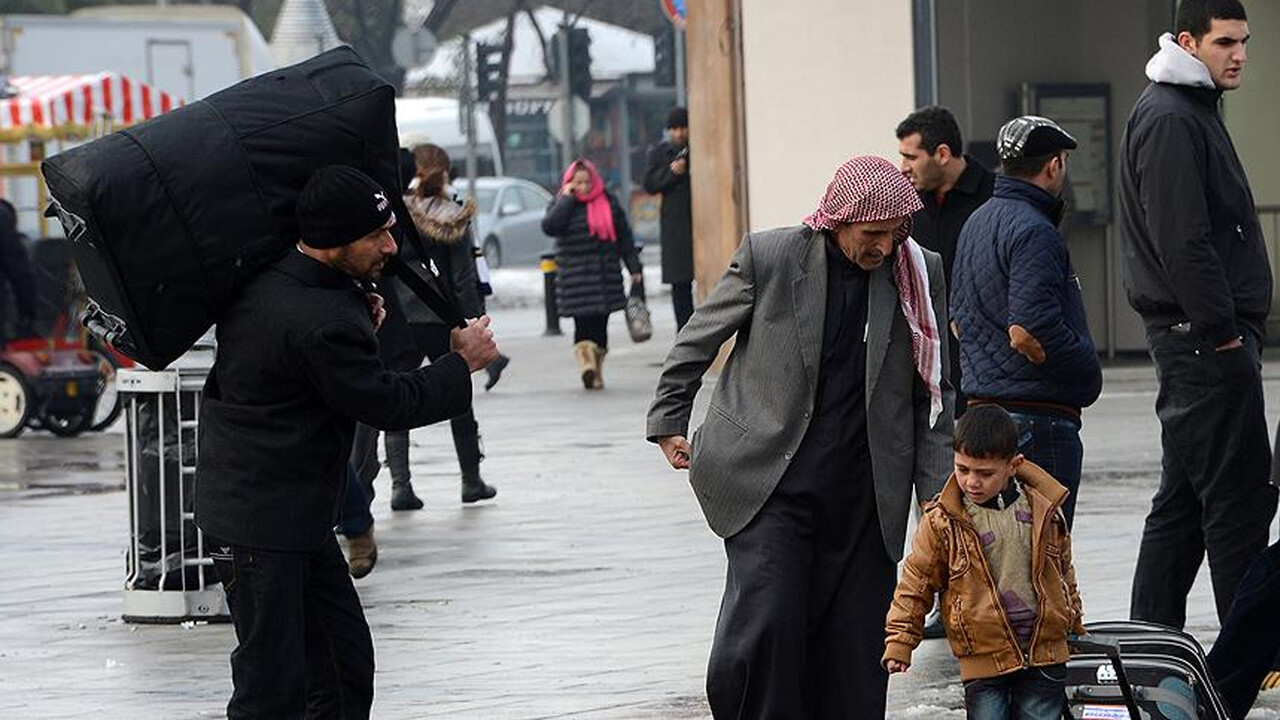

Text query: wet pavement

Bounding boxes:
[2,272,1279,718]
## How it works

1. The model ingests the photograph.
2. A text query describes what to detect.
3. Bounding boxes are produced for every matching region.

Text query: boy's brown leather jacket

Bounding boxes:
[883,461,1085,680]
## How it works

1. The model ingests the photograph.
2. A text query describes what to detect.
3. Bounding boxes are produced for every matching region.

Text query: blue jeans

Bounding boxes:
[964,664,1066,719]
[1008,411,1083,528]
[336,462,373,537]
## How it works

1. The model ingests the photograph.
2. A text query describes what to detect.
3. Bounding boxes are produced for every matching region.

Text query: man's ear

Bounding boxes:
[936,143,954,163]
[1177,30,1199,53]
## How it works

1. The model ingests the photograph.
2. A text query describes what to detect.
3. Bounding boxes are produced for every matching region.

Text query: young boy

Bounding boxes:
[884,404,1085,718]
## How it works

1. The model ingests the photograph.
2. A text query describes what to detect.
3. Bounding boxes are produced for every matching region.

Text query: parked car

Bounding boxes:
[452,177,555,269]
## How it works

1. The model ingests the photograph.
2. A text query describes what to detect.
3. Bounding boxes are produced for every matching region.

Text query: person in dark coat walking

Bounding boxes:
[643,106,694,330]
[951,115,1102,530]
[0,199,36,346]
[542,158,642,389]
[347,146,499,535]
[383,143,498,508]
[195,165,499,720]
[896,106,996,418]
[1119,0,1277,630]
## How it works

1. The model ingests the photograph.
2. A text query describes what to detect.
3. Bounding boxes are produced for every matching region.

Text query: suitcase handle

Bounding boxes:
[1067,634,1142,720]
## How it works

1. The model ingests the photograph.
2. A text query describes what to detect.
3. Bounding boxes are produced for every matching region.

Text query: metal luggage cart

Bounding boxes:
[119,347,227,623]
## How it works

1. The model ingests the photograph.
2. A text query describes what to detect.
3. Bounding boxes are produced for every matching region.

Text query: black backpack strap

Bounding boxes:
[385,192,465,329]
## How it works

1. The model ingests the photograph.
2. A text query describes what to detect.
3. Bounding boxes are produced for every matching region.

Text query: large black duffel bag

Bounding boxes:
[42,46,459,370]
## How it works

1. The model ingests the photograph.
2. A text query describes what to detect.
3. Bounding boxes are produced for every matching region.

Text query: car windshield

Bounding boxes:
[455,186,497,214]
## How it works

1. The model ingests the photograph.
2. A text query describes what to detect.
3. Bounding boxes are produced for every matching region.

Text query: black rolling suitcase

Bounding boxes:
[1066,621,1231,719]
[41,46,459,370]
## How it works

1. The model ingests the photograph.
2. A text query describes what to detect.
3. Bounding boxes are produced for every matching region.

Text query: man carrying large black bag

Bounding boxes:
[195,165,499,719]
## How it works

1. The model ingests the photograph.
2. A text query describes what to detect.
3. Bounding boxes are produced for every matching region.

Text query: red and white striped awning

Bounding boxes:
[0,73,181,141]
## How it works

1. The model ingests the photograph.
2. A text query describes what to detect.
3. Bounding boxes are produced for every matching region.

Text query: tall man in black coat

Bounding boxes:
[643,106,695,330]
[195,165,499,720]
[1119,0,1277,630]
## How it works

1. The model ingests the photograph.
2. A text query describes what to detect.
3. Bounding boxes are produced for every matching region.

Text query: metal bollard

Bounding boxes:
[540,252,562,336]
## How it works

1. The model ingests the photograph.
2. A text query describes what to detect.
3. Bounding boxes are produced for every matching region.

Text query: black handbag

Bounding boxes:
[625,279,652,343]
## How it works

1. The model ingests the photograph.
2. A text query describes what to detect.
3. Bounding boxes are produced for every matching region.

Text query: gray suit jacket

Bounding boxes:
[646,225,954,561]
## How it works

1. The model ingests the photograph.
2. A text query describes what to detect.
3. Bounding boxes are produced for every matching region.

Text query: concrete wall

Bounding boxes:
[1226,0,1280,321]
[935,0,1169,353]
[936,0,1280,351]
[1228,0,1280,208]
[739,0,916,231]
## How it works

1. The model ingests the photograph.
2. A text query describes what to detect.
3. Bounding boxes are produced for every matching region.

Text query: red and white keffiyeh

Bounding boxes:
[802,155,944,428]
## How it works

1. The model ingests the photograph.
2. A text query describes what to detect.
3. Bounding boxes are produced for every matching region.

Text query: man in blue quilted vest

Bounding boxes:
[950,116,1102,528]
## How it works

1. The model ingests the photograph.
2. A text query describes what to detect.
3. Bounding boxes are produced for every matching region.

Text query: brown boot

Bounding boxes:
[573,341,598,389]
[591,344,607,389]
[346,529,378,579]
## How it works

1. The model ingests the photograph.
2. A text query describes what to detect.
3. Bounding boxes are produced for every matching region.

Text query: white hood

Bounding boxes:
[1145,32,1216,88]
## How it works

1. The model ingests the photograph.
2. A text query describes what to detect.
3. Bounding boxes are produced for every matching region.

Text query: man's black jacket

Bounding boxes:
[911,155,995,288]
[1119,81,1272,344]
[195,251,472,551]
[643,139,693,285]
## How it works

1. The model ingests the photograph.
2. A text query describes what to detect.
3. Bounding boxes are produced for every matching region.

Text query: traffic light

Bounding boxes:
[566,27,591,101]
[653,28,675,87]
[550,26,592,101]
[475,42,505,103]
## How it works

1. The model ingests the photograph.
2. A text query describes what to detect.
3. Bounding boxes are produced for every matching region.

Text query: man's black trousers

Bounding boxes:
[210,534,374,719]
[706,468,895,719]
[1130,328,1277,627]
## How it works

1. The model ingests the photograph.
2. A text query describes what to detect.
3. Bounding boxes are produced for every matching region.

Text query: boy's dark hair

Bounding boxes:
[896,106,964,157]
[1176,0,1247,40]
[1001,153,1057,179]
[954,405,1019,459]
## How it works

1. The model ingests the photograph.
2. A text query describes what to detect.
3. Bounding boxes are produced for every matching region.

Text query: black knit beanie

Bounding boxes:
[666,106,688,129]
[297,165,395,249]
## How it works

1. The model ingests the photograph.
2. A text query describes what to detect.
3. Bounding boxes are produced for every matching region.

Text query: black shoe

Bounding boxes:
[390,482,424,511]
[462,477,497,503]
[484,354,510,392]
[922,613,946,639]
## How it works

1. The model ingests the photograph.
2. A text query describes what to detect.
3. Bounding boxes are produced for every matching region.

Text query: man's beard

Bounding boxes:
[333,248,383,283]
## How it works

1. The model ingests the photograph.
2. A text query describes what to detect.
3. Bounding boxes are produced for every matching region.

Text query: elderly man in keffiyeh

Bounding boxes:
[646,155,954,718]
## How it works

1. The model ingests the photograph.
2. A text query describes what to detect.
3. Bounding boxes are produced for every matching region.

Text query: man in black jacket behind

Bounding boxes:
[896,106,996,418]
[1120,0,1277,630]
[195,165,499,719]
[643,106,694,330]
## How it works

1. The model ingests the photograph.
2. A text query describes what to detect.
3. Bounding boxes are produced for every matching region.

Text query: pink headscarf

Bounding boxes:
[803,155,944,428]
[562,158,617,243]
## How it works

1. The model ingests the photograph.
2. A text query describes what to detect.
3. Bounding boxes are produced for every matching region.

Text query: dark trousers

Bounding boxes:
[963,664,1066,719]
[336,462,373,537]
[573,314,609,349]
[1130,328,1277,627]
[706,469,895,718]
[1208,539,1280,720]
[210,534,374,720]
[671,281,694,331]
[1008,411,1083,528]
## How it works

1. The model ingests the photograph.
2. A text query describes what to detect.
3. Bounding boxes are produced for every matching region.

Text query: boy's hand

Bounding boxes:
[885,659,909,674]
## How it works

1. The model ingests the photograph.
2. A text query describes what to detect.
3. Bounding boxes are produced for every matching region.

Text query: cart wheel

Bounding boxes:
[0,364,32,439]
[44,407,93,438]
[89,352,123,432]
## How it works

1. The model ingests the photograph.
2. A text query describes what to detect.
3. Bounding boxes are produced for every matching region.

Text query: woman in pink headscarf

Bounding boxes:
[541,158,643,390]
